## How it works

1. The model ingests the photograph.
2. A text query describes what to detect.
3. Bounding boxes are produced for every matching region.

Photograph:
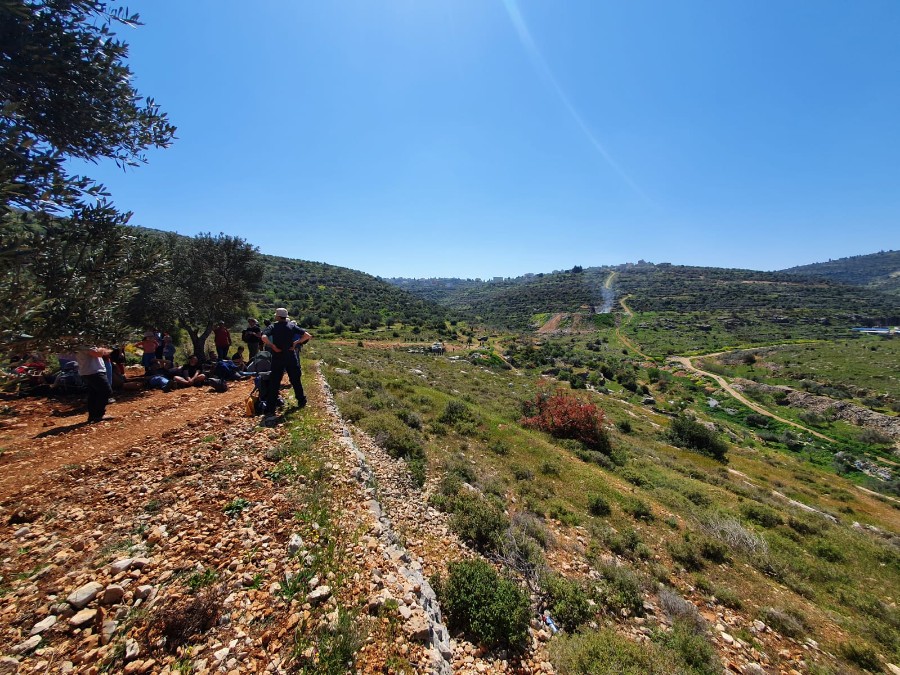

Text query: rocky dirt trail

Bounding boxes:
[0,363,840,674]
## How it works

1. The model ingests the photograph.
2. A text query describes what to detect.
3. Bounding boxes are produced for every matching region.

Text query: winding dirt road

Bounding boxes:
[668,355,836,443]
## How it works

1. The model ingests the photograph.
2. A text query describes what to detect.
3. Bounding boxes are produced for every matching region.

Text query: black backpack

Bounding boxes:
[208,378,228,393]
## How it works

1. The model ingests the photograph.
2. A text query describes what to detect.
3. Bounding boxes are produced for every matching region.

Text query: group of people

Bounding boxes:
[74,308,311,424]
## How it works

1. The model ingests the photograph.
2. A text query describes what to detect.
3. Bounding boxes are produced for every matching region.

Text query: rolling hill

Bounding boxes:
[782,250,900,297]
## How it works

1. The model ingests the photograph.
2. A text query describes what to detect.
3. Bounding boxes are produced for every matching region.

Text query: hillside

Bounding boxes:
[389,262,899,354]
[782,250,900,296]
[253,256,454,334]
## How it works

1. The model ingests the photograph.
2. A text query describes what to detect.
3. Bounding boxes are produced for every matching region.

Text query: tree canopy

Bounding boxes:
[0,1,176,348]
[128,233,264,357]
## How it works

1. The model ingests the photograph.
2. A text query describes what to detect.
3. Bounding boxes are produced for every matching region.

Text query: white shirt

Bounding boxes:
[75,348,106,376]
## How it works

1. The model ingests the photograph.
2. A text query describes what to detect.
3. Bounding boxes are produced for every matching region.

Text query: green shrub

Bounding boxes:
[812,539,844,563]
[588,493,611,517]
[440,560,529,650]
[549,502,581,526]
[598,526,641,558]
[596,562,644,616]
[448,492,508,553]
[543,574,593,632]
[838,641,882,671]
[667,415,728,461]
[622,497,654,521]
[787,515,824,536]
[656,620,722,675]
[396,408,423,430]
[668,537,705,571]
[361,413,424,461]
[620,467,651,488]
[741,503,782,528]
[550,628,684,674]
[439,399,473,426]
[540,460,561,477]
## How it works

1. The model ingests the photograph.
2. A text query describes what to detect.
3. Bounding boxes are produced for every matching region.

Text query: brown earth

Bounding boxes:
[0,371,256,502]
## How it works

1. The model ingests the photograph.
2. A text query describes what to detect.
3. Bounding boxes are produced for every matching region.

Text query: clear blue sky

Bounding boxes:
[78,0,900,279]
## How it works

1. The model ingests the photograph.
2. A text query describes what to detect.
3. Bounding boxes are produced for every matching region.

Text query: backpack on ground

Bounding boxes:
[245,351,272,374]
[208,377,228,393]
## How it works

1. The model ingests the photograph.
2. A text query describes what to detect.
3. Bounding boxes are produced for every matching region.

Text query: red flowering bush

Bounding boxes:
[521,388,610,453]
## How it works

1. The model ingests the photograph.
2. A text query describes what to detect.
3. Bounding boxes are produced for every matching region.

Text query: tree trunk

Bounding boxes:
[185,323,213,358]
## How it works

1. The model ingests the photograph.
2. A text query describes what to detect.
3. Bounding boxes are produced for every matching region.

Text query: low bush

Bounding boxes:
[521,387,611,453]
[439,399,472,426]
[838,641,882,671]
[550,628,684,674]
[543,574,593,632]
[761,607,807,639]
[741,503,783,528]
[667,415,728,461]
[595,562,644,617]
[587,493,611,517]
[655,620,722,675]
[448,492,509,553]
[622,497,654,521]
[361,413,424,461]
[439,559,529,650]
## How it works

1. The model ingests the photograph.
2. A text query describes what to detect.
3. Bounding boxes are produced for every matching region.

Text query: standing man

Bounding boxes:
[213,321,231,361]
[260,308,311,420]
[76,344,113,423]
[242,318,262,359]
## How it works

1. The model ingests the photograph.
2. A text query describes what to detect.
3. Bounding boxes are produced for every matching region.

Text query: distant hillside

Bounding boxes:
[388,268,612,329]
[255,255,451,332]
[782,250,900,296]
[391,264,898,327]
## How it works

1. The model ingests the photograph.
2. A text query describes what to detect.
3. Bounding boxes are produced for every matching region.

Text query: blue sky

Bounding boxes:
[78,0,899,279]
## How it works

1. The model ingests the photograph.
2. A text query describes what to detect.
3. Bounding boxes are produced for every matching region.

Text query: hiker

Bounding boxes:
[213,321,231,361]
[162,335,176,364]
[173,355,207,388]
[75,344,113,423]
[137,333,159,374]
[260,307,311,419]
[242,318,262,359]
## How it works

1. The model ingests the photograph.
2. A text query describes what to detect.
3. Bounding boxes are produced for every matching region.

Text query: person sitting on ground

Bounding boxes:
[173,355,207,388]
[230,346,246,368]
[145,358,172,391]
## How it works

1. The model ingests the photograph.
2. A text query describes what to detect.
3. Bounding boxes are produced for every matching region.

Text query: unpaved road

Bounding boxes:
[668,355,836,443]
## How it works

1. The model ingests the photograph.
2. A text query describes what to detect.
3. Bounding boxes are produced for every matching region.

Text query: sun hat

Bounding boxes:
[274,308,289,319]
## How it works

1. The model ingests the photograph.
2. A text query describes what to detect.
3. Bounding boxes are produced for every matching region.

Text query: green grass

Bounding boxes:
[316,338,900,669]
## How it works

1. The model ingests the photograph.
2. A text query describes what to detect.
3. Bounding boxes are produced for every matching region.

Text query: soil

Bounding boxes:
[0,369,255,502]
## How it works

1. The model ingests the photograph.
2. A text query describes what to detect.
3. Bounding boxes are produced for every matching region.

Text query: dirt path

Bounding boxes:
[537,312,566,334]
[669,355,837,443]
[614,295,652,361]
[0,377,256,501]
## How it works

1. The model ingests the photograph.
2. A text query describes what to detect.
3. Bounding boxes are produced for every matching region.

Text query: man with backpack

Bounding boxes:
[242,318,262,359]
[260,308,311,421]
